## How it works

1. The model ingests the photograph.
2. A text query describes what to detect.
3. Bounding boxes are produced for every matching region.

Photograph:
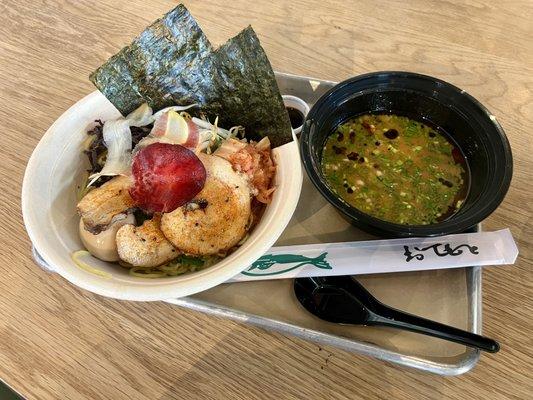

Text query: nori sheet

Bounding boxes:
[90,4,213,114]
[210,26,292,148]
[90,5,293,147]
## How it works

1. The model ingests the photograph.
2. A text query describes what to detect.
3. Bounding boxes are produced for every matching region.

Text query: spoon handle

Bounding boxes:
[370,306,499,353]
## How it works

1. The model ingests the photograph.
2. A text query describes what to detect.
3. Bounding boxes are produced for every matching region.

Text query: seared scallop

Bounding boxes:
[77,175,136,233]
[161,154,251,256]
[116,215,177,268]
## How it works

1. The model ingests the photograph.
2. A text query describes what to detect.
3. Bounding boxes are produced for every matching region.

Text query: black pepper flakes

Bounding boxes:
[332,145,346,155]
[358,157,365,164]
[347,187,354,194]
[347,152,358,161]
[337,132,344,142]
[439,178,454,188]
[349,130,355,143]
[198,199,208,209]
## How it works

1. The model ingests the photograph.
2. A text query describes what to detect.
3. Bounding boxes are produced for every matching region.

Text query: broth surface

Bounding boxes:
[321,114,467,225]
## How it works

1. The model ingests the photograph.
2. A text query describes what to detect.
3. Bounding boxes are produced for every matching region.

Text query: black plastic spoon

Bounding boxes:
[294,276,499,353]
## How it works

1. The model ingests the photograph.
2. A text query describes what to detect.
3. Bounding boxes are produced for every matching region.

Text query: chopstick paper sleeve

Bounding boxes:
[227,229,518,282]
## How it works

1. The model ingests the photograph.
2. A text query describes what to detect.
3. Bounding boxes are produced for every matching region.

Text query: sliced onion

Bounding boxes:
[152,104,198,120]
[213,138,247,160]
[88,119,132,186]
[127,103,154,127]
[255,136,271,152]
[192,117,232,139]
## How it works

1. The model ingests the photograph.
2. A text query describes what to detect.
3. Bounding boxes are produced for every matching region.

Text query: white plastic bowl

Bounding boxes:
[22,91,302,301]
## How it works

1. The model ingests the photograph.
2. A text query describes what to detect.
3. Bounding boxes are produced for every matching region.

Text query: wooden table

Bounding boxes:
[1,1,531,398]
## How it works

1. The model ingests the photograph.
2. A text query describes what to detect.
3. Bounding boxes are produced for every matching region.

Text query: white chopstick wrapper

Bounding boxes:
[227,229,518,282]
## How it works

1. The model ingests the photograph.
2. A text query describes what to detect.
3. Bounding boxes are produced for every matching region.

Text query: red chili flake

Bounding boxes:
[452,147,464,165]
[362,121,374,133]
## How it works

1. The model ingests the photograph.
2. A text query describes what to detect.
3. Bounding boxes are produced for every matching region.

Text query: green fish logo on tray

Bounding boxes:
[242,252,332,276]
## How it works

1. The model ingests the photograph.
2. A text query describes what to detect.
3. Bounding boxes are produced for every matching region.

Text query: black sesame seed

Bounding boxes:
[358,157,365,163]
[347,187,354,194]
[375,141,381,146]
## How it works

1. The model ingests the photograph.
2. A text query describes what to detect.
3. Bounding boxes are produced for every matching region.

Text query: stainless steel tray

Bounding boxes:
[31,72,482,375]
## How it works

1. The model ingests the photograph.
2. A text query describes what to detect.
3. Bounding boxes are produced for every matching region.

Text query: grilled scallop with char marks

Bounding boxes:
[161,153,251,256]
[116,214,177,267]
[77,175,136,234]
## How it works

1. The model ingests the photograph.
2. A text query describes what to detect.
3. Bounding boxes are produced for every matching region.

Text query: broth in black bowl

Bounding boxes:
[300,71,512,238]
[321,114,469,225]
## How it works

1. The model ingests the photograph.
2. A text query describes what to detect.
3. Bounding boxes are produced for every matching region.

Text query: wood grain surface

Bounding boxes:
[1,0,532,399]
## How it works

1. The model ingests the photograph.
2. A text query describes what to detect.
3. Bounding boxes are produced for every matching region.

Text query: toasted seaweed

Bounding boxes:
[210,26,292,148]
[90,4,213,115]
[90,5,293,147]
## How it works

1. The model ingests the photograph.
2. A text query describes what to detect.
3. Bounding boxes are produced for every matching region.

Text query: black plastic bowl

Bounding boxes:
[300,72,513,237]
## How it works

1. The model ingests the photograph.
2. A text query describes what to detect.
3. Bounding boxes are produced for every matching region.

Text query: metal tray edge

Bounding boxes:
[163,296,479,376]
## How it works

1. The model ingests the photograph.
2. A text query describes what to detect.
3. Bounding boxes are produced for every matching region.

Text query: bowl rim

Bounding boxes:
[22,90,303,300]
[300,71,513,237]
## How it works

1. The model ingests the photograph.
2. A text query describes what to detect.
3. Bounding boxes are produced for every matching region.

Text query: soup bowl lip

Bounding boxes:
[300,71,513,237]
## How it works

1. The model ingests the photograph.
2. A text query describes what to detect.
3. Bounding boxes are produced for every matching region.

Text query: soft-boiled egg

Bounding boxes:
[79,214,135,261]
